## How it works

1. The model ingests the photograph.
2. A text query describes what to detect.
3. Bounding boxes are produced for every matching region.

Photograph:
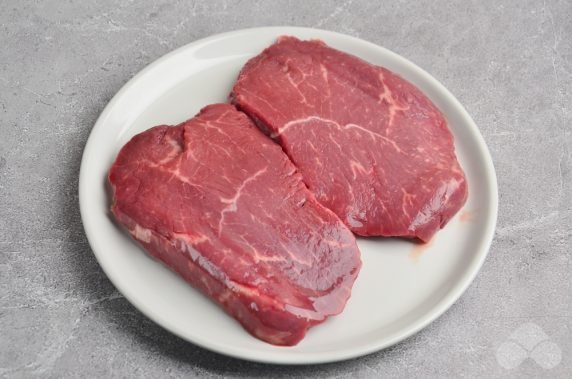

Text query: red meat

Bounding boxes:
[109,104,361,345]
[231,37,468,241]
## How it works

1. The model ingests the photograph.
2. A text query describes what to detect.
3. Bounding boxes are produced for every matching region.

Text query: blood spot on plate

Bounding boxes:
[459,209,477,222]
[409,238,434,262]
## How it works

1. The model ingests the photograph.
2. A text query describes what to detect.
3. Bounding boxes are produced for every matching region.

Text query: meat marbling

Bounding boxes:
[231,36,468,241]
[109,104,361,346]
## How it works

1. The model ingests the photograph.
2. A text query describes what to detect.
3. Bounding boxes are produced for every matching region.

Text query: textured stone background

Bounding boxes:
[1,0,571,377]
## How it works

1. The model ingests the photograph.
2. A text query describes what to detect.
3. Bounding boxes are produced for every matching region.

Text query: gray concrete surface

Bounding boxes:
[1,0,571,377]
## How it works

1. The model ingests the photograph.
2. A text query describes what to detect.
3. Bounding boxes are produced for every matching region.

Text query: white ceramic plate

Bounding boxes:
[79,27,498,364]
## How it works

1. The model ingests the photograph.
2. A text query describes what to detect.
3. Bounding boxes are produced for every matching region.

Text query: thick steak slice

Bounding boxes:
[109,104,361,346]
[231,36,468,242]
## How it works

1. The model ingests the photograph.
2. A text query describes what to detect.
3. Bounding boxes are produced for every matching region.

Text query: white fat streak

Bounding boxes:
[132,224,152,243]
[273,116,403,152]
[218,168,267,234]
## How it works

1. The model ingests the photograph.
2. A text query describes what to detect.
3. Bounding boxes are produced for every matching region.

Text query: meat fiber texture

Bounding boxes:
[231,36,468,242]
[109,104,361,346]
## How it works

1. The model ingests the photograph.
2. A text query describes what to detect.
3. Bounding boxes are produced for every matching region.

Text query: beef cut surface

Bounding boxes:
[109,104,361,346]
[231,37,468,241]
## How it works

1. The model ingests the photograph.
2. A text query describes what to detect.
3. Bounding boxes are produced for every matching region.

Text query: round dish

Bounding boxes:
[79,27,498,364]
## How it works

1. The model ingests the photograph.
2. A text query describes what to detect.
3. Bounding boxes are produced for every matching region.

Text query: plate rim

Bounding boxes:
[79,26,498,365]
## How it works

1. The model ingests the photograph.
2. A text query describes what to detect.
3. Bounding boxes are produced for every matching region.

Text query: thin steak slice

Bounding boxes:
[231,36,468,242]
[109,104,361,346]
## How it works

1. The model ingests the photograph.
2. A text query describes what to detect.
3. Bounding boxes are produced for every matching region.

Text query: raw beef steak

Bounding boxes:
[231,37,468,241]
[109,104,361,346]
